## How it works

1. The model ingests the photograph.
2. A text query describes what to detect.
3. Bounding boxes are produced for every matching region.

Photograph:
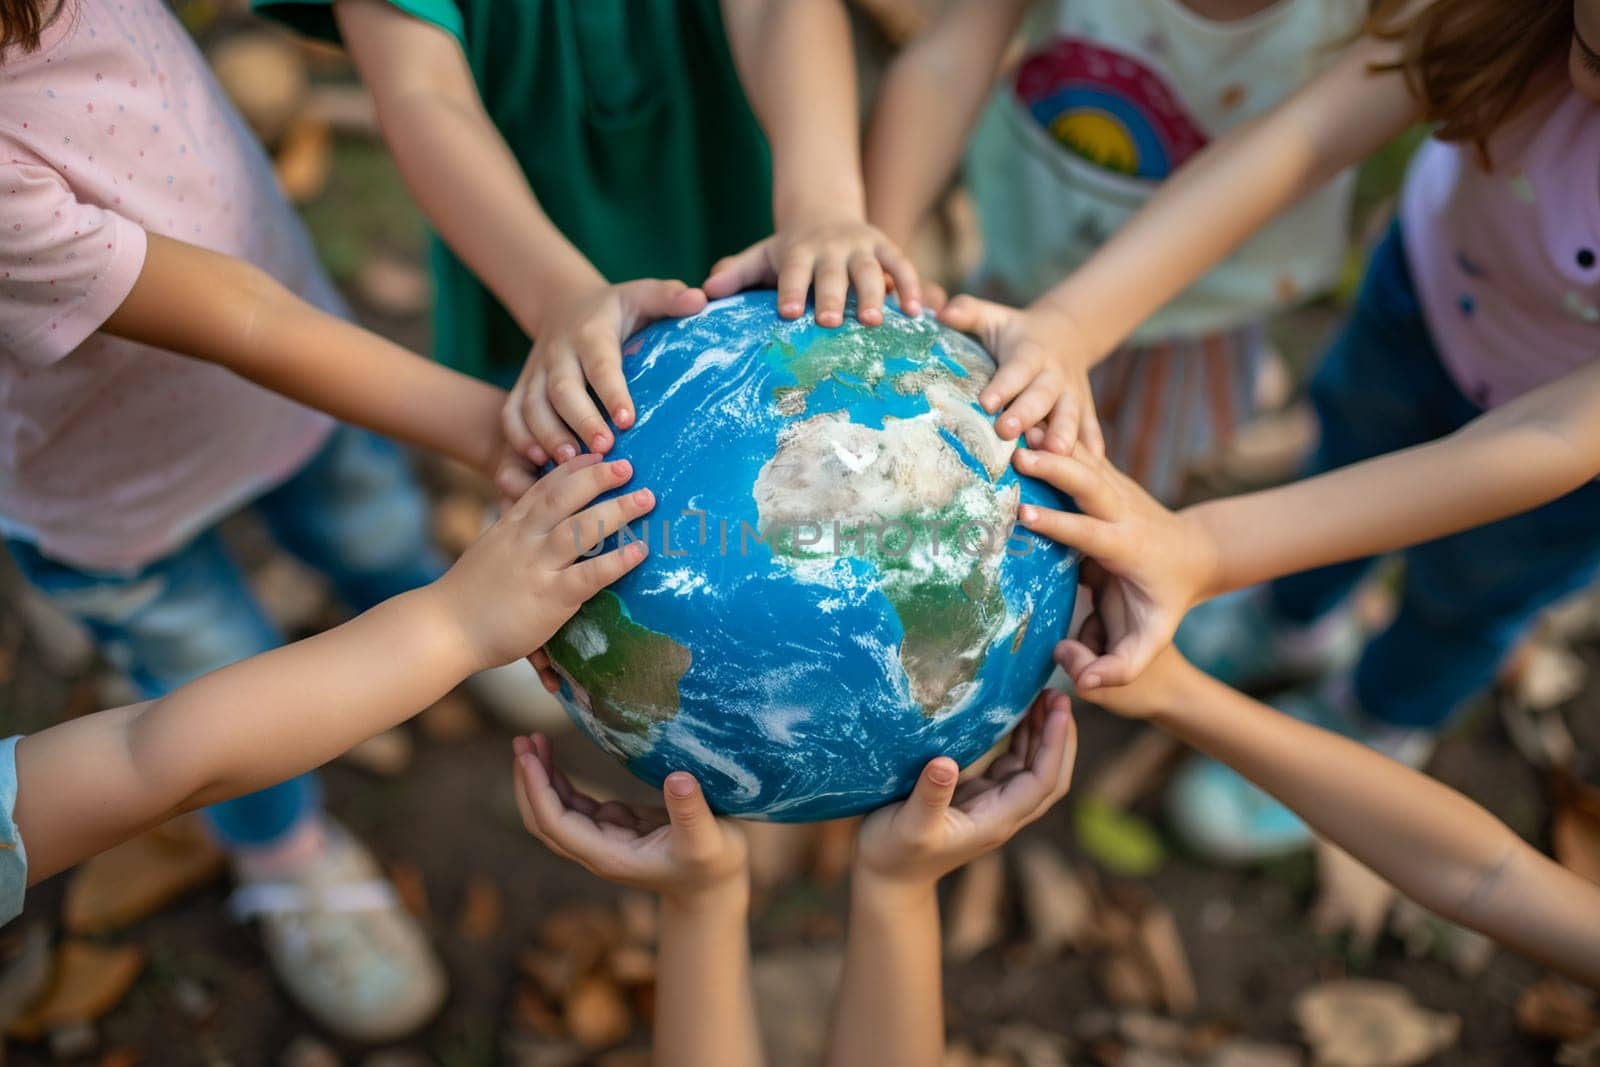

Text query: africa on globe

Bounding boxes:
[543,292,1079,821]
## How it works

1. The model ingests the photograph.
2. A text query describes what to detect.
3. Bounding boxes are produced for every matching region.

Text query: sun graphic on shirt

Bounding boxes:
[1049,112,1139,175]
[1013,37,1208,181]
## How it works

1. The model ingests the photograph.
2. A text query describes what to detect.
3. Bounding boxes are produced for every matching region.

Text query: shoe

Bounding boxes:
[229,821,446,1042]
[465,658,572,733]
[1174,586,1362,693]
[1166,679,1438,864]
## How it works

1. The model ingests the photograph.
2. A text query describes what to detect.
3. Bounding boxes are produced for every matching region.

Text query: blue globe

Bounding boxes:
[545,292,1079,821]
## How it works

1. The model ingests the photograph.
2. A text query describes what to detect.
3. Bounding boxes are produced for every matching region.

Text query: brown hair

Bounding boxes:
[1,0,54,54]
[1365,0,1571,154]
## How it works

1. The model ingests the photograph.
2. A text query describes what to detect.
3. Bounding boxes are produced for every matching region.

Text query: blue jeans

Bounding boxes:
[1269,223,1600,728]
[7,425,445,847]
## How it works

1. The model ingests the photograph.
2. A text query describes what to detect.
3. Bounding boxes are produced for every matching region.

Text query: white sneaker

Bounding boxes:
[465,658,573,733]
[229,822,446,1043]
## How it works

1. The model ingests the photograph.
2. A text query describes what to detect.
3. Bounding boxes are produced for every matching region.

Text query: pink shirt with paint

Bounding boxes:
[0,0,336,572]
[1402,82,1600,411]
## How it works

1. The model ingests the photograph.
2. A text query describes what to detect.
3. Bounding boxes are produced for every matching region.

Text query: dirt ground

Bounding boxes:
[3,5,1598,1065]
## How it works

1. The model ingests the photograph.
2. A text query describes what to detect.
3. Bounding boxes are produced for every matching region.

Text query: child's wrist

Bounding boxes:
[661,872,751,920]
[408,580,494,679]
[1176,502,1228,602]
[850,861,940,908]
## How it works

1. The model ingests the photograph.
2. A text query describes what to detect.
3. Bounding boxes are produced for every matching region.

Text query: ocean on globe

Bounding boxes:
[544,291,1080,821]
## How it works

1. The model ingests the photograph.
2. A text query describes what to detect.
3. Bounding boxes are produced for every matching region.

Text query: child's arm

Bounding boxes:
[1087,649,1600,989]
[862,0,1031,249]
[513,734,762,1067]
[942,31,1424,443]
[704,0,924,327]
[14,456,654,883]
[103,233,532,497]
[330,0,707,466]
[827,692,1077,1067]
[1016,356,1600,689]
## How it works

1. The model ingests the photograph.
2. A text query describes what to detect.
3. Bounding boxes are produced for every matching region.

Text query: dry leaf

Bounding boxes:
[419,691,482,742]
[1311,840,1395,956]
[64,816,223,934]
[809,818,859,887]
[1500,689,1578,771]
[1117,1011,1187,1050]
[1294,979,1460,1067]
[605,946,656,987]
[341,728,413,777]
[354,254,430,318]
[209,33,307,143]
[279,1034,342,1067]
[14,589,95,678]
[1015,843,1093,957]
[521,948,580,1001]
[250,554,329,634]
[1216,404,1316,486]
[1387,899,1496,977]
[1135,904,1196,1017]
[433,495,489,557]
[563,975,632,1051]
[0,925,52,1032]
[513,984,565,1040]
[7,942,144,1041]
[742,822,813,893]
[387,862,429,920]
[617,892,657,946]
[989,1022,1072,1067]
[1553,776,1600,886]
[1514,639,1589,710]
[457,877,503,942]
[1085,729,1182,811]
[1206,1038,1302,1067]
[1098,951,1162,1010]
[273,115,333,204]
[1516,976,1600,1043]
[944,851,1006,963]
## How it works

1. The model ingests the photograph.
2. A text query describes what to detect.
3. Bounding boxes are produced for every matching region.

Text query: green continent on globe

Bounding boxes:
[754,405,1020,715]
[547,591,692,743]
[766,314,944,416]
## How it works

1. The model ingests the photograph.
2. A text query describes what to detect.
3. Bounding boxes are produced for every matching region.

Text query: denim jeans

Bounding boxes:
[7,425,445,847]
[1269,223,1600,728]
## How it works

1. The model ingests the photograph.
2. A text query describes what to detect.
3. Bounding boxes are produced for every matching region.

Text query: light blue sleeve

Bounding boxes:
[0,736,26,927]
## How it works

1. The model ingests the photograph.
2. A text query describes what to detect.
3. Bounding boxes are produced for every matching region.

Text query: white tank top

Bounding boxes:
[965,0,1364,341]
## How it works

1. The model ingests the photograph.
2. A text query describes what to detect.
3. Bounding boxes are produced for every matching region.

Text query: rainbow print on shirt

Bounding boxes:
[1013,37,1207,181]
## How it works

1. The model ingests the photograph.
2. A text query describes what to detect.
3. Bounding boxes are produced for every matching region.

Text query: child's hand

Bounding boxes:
[938,296,1103,456]
[505,280,709,466]
[1011,447,1220,692]
[854,692,1076,890]
[703,217,923,328]
[513,733,749,905]
[1076,644,1202,721]
[430,454,655,672]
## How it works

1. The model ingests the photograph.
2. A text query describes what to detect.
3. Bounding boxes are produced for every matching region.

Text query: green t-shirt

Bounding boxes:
[255,0,775,380]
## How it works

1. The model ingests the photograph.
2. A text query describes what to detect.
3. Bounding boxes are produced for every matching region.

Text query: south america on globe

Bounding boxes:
[544,291,1080,821]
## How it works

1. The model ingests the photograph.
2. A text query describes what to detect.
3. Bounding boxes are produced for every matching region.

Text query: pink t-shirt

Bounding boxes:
[0,0,336,572]
[1402,81,1600,411]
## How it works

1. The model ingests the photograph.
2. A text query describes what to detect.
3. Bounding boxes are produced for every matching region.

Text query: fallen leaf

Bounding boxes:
[944,851,1006,963]
[419,691,482,742]
[432,495,489,557]
[989,1021,1072,1067]
[1388,898,1496,977]
[1084,729,1183,811]
[1075,799,1166,878]
[1516,975,1600,1043]
[273,116,332,204]
[563,975,632,1051]
[249,554,329,634]
[742,822,813,893]
[1311,840,1395,957]
[64,816,223,934]
[1499,688,1578,771]
[1216,404,1316,486]
[0,925,52,1032]
[521,948,580,1001]
[1507,637,1588,710]
[387,862,430,920]
[1014,843,1093,957]
[1206,1038,1302,1067]
[208,33,307,143]
[7,942,144,1041]
[1553,776,1600,886]
[1294,979,1460,1067]
[1135,904,1196,1017]
[354,254,430,318]
[605,946,655,987]
[1117,1011,1187,1050]
[279,1034,341,1067]
[14,589,95,677]
[513,983,565,1040]
[341,728,413,777]
[1098,950,1162,1011]
[808,818,859,887]
[457,877,503,942]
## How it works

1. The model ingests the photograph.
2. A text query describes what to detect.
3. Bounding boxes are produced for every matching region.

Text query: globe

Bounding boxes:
[545,291,1079,821]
